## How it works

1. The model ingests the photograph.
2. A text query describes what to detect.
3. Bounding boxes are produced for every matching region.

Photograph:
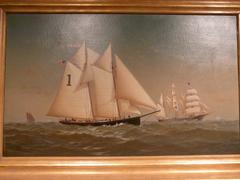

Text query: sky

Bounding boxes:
[4,14,239,122]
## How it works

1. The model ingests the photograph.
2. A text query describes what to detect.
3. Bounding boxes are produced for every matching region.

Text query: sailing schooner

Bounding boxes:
[47,42,159,126]
[156,83,209,121]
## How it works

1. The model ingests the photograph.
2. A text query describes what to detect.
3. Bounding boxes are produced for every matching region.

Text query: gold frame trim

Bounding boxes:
[0,1,240,179]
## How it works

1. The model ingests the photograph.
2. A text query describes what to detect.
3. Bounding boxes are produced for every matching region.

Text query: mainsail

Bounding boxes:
[92,66,119,118]
[47,61,93,119]
[93,44,119,118]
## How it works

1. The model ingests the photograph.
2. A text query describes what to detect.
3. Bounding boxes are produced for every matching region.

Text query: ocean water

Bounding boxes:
[3,120,240,156]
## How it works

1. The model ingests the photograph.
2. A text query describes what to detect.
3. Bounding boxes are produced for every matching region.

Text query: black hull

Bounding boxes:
[59,116,141,126]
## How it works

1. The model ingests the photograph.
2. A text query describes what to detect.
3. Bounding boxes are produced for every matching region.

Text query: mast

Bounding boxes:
[171,83,179,118]
[161,94,166,117]
[47,61,93,120]
[112,56,121,118]
[92,44,119,118]
[85,44,95,119]
[47,42,94,120]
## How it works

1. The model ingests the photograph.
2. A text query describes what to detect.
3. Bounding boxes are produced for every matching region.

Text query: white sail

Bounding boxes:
[186,88,198,95]
[92,66,119,118]
[77,47,100,116]
[200,102,209,113]
[159,94,164,106]
[70,41,86,70]
[81,63,93,84]
[155,93,166,119]
[186,101,200,107]
[48,62,93,119]
[87,47,99,65]
[118,99,141,116]
[184,85,205,117]
[78,47,100,84]
[186,95,200,102]
[156,104,166,119]
[95,43,112,72]
[115,55,156,110]
[128,106,141,115]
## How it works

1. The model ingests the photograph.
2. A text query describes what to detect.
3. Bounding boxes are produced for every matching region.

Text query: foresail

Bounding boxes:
[115,55,156,110]
[92,66,119,118]
[47,62,93,119]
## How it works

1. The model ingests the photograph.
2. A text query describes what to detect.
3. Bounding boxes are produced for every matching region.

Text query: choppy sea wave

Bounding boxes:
[3,120,240,156]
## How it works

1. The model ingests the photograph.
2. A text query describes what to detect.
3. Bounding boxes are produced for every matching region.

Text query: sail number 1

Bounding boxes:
[67,74,72,86]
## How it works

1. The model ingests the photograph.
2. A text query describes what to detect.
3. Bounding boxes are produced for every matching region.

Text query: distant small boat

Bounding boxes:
[26,112,35,123]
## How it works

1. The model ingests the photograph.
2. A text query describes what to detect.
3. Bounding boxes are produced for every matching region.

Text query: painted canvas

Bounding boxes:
[3,14,240,156]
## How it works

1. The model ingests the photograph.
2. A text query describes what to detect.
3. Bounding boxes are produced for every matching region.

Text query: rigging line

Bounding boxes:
[140,110,160,118]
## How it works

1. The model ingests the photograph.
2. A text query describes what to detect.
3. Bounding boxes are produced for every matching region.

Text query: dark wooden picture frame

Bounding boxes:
[0,0,239,179]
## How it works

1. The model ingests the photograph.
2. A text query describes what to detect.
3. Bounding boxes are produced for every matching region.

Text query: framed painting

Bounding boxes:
[0,0,240,179]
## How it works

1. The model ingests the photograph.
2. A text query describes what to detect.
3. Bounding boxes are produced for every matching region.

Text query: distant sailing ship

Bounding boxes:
[47,42,159,126]
[26,112,35,123]
[156,83,209,121]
